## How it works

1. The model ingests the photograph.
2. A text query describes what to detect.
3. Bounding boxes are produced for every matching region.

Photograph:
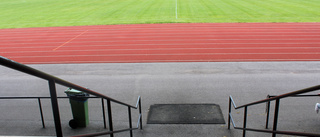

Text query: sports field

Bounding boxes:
[1,0,320,64]
[1,0,320,28]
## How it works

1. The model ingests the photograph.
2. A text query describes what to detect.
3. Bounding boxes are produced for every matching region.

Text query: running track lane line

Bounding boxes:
[52,30,88,51]
[1,23,320,64]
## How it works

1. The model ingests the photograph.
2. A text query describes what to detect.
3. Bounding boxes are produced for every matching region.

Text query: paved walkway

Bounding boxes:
[0,62,320,136]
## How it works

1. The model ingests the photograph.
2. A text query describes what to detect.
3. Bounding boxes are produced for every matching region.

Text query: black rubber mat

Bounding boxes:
[147,104,225,124]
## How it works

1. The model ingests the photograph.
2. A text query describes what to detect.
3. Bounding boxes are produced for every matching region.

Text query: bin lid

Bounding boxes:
[65,88,84,94]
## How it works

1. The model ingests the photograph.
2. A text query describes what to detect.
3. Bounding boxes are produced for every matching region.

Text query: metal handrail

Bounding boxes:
[228,85,320,137]
[236,85,320,109]
[0,56,136,108]
[0,56,142,137]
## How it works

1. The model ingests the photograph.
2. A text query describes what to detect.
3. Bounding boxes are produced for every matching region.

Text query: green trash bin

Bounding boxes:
[65,88,89,129]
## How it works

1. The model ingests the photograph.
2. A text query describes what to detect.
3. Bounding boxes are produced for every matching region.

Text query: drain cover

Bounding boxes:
[147,104,225,124]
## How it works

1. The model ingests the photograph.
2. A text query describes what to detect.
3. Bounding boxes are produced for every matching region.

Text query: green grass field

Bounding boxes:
[1,0,320,28]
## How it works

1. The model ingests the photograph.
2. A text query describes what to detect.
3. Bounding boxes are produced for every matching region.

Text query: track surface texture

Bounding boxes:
[0,23,320,64]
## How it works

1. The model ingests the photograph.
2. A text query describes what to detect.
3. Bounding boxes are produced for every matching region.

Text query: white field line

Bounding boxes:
[176,0,178,19]
[2,27,320,36]
[2,31,320,39]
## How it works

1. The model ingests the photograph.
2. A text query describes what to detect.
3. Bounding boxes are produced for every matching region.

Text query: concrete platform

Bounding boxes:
[0,62,320,137]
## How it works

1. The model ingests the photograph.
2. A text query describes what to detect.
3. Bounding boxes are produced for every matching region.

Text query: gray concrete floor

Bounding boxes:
[0,62,320,137]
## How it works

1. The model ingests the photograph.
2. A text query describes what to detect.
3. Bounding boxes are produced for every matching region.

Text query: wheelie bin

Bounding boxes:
[65,88,89,129]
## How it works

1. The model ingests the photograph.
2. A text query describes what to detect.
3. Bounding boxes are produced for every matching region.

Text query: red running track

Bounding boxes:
[0,23,320,64]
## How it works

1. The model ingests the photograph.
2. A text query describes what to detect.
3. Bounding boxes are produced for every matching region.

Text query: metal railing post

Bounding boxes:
[128,106,133,137]
[243,106,248,137]
[138,97,143,130]
[265,101,270,129]
[37,98,45,128]
[107,99,114,137]
[228,97,232,129]
[48,80,63,137]
[101,98,107,129]
[265,95,271,129]
[272,99,280,137]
